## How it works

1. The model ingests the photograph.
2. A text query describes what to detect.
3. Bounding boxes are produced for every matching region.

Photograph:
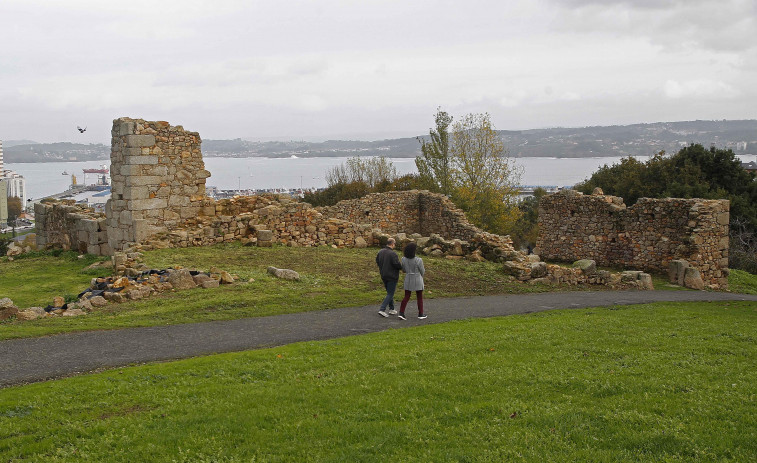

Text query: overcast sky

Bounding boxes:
[1,0,755,144]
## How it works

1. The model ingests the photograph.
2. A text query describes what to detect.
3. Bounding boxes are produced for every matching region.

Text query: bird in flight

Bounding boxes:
[77,126,87,133]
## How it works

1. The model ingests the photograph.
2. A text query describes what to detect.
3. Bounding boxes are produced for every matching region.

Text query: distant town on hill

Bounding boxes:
[4,119,756,163]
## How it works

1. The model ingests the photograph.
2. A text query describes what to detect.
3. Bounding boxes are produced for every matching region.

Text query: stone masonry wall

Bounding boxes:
[35,200,110,255]
[106,118,210,252]
[320,190,515,252]
[536,190,729,288]
[153,195,375,249]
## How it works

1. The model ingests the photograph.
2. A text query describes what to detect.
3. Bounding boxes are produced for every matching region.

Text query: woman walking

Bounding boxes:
[399,242,427,320]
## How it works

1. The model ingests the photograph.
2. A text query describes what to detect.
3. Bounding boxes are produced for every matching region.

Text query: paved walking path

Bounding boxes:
[2,290,756,387]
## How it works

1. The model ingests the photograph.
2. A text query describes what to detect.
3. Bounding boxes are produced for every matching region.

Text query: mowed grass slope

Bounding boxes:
[0,243,555,340]
[1,302,755,462]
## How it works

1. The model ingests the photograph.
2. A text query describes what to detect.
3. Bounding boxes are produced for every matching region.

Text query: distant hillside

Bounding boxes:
[501,120,757,158]
[1,139,39,148]
[4,142,109,163]
[5,120,756,162]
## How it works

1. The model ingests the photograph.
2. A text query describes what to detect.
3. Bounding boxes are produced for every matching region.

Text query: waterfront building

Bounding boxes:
[0,140,28,208]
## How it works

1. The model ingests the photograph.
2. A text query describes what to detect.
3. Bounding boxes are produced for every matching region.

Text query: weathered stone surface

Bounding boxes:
[89,296,108,307]
[257,229,273,241]
[0,298,19,320]
[62,308,86,317]
[537,191,729,289]
[354,236,368,248]
[219,271,235,284]
[683,267,705,290]
[104,291,125,303]
[638,273,654,290]
[201,279,220,289]
[168,269,197,290]
[52,296,66,308]
[267,266,300,281]
[668,259,689,286]
[17,310,42,321]
[530,262,548,279]
[573,259,596,275]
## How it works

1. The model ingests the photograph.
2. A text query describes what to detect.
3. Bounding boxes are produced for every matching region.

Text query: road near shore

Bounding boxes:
[2,290,756,388]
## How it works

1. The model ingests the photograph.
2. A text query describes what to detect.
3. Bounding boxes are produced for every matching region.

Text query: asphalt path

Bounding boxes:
[2,290,756,388]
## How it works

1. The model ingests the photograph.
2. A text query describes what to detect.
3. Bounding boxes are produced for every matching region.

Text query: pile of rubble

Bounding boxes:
[502,256,656,290]
[1,266,240,322]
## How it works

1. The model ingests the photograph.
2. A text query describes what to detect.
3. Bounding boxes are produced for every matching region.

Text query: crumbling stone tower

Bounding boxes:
[106,118,210,252]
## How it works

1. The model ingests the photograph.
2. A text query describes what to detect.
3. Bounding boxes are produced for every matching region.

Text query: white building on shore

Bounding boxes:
[0,140,28,212]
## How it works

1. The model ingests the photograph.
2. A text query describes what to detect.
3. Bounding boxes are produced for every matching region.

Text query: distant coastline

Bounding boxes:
[4,119,756,163]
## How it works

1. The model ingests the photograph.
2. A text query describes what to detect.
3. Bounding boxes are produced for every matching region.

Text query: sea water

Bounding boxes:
[8,154,757,201]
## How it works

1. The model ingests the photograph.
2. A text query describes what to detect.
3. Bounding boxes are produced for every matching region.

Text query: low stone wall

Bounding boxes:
[152,194,374,249]
[320,190,515,254]
[536,190,729,288]
[34,200,110,255]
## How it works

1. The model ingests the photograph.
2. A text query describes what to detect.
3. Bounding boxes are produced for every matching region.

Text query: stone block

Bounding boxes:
[118,121,136,136]
[572,259,596,275]
[668,259,689,286]
[124,134,156,148]
[683,267,705,290]
[257,230,273,241]
[129,198,168,211]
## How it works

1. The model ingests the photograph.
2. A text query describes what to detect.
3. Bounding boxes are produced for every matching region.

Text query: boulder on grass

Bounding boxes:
[0,298,19,320]
[267,266,301,281]
[168,268,197,290]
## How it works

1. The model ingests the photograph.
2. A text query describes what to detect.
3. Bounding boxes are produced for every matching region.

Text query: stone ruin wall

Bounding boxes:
[156,194,375,249]
[320,190,515,252]
[536,190,729,288]
[34,200,109,255]
[33,118,514,258]
[106,118,210,252]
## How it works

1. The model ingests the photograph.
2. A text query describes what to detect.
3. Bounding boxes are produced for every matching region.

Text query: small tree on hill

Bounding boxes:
[416,108,454,195]
[449,113,522,235]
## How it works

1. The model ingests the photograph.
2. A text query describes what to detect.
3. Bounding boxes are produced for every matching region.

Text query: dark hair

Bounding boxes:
[403,242,417,259]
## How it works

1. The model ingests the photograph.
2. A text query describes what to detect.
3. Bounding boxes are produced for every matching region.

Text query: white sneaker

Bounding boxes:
[387,309,398,315]
[378,310,389,318]
[418,314,428,320]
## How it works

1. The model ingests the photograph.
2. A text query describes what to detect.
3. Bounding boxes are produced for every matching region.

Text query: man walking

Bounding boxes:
[376,237,402,317]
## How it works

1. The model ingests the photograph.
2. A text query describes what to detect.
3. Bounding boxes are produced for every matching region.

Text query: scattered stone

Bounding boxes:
[201,279,220,289]
[62,308,86,317]
[267,266,301,281]
[6,242,23,257]
[52,296,66,308]
[219,271,235,284]
[168,268,197,290]
[638,273,654,290]
[467,250,486,262]
[89,296,108,307]
[683,267,705,290]
[530,262,548,279]
[0,297,18,320]
[104,291,125,303]
[573,259,596,275]
[17,310,41,321]
[354,236,368,248]
[668,259,689,286]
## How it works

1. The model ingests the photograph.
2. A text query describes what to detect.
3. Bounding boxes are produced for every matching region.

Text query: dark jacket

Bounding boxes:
[376,246,402,281]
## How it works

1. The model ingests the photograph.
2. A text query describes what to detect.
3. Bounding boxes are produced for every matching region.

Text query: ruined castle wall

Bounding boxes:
[536,190,729,288]
[106,118,210,252]
[157,195,375,249]
[34,200,110,255]
[318,190,514,250]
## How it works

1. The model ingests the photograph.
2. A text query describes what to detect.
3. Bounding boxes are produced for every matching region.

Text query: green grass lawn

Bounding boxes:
[1,301,755,462]
[0,243,557,340]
